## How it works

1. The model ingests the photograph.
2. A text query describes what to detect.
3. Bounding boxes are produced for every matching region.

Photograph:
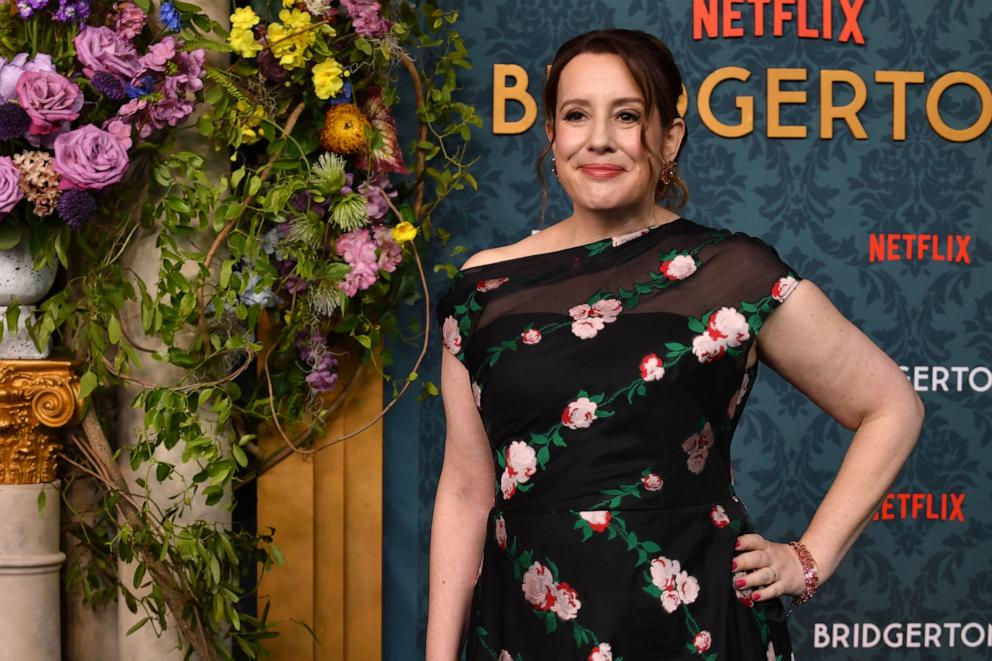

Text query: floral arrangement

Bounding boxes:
[0,0,204,257]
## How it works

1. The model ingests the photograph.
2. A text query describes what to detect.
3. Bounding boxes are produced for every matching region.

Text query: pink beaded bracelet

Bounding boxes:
[785,540,819,618]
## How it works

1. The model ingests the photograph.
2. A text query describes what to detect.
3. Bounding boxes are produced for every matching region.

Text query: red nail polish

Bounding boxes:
[731,561,737,570]
[735,579,745,588]
[753,592,761,600]
[735,539,741,548]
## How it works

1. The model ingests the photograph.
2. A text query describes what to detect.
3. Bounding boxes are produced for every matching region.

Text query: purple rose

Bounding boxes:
[74,27,140,80]
[53,125,130,191]
[16,71,84,136]
[0,52,55,104]
[0,157,24,215]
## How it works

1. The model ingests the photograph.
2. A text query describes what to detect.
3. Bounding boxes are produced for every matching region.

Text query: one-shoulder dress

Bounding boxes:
[435,216,802,661]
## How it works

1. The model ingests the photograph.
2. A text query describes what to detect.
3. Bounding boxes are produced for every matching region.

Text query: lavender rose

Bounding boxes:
[0,52,55,103]
[0,157,24,215]
[16,71,84,135]
[53,125,130,191]
[74,26,140,80]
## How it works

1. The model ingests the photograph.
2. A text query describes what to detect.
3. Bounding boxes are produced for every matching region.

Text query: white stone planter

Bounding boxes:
[0,239,57,359]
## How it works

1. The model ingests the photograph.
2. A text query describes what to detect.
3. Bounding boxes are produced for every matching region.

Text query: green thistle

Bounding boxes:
[331,193,369,230]
[287,213,324,248]
[308,281,347,317]
[309,153,347,197]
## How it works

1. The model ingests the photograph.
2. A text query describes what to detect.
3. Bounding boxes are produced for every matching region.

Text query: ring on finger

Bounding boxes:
[769,566,778,582]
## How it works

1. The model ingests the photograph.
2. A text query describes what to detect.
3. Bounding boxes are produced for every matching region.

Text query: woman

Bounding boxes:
[428,29,923,660]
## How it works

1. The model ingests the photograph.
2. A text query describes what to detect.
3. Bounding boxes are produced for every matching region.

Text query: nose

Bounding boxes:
[587,114,615,153]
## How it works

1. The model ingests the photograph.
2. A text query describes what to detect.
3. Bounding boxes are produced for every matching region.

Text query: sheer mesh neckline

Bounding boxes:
[459,216,687,274]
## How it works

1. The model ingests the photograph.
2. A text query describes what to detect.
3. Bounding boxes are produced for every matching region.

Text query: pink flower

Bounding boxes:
[114,1,147,40]
[53,125,130,190]
[562,396,598,429]
[693,631,712,653]
[506,441,537,481]
[148,98,194,129]
[691,332,726,363]
[476,277,508,292]
[639,353,665,381]
[710,505,730,528]
[0,157,24,215]
[772,276,798,302]
[335,228,380,296]
[708,307,749,347]
[766,641,777,661]
[588,643,613,661]
[569,298,622,339]
[500,470,517,499]
[471,381,481,409]
[498,652,512,661]
[340,0,391,37]
[682,422,715,475]
[611,227,648,246]
[521,328,542,345]
[494,515,507,551]
[441,316,462,355]
[641,473,663,491]
[16,71,83,135]
[74,26,140,80]
[650,556,700,613]
[551,581,582,620]
[580,510,611,533]
[727,372,750,419]
[659,254,696,280]
[138,37,177,72]
[372,224,402,272]
[521,561,556,611]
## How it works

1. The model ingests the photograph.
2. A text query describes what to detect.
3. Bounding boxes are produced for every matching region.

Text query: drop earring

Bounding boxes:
[551,155,560,181]
[659,159,678,186]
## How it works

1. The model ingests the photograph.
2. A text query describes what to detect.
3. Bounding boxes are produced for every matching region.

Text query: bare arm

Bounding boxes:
[426,281,497,659]
[735,280,925,600]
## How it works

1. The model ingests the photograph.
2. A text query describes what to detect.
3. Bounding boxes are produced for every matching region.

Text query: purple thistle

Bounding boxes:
[57,189,98,228]
[91,72,127,100]
[0,103,31,140]
[256,50,289,84]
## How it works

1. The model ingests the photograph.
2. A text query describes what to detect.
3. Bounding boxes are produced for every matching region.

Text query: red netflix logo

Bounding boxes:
[868,234,972,263]
[692,0,865,43]
[872,492,965,522]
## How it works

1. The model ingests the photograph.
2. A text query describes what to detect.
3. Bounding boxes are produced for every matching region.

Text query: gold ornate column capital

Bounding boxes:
[0,360,80,484]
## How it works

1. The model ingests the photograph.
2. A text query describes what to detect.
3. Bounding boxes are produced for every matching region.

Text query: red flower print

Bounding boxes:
[521,328,542,345]
[472,381,482,409]
[658,254,697,280]
[650,555,700,613]
[569,298,622,339]
[498,651,512,661]
[580,510,611,533]
[495,515,507,551]
[708,307,749,347]
[588,642,613,661]
[521,561,557,611]
[710,504,730,528]
[639,353,665,381]
[501,440,537,499]
[612,227,649,246]
[641,472,664,492]
[551,581,582,620]
[442,316,462,355]
[771,275,798,302]
[562,396,598,429]
[734,570,754,607]
[693,630,712,653]
[476,276,509,292]
[682,422,715,475]
[691,332,726,363]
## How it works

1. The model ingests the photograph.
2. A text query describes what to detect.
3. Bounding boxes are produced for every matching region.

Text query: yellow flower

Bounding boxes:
[229,6,260,31]
[312,58,345,100]
[266,9,317,69]
[391,222,417,243]
[228,27,262,58]
[319,103,369,154]
[281,0,296,7]
[233,100,265,144]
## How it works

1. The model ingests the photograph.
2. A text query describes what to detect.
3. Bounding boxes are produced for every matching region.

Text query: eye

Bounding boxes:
[617,110,641,123]
[562,109,585,122]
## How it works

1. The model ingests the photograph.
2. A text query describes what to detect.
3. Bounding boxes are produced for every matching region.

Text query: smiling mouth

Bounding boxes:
[579,164,625,178]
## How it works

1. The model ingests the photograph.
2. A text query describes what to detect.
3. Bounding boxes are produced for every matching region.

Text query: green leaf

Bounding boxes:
[107,315,121,345]
[125,617,150,636]
[4,304,18,334]
[36,489,46,515]
[79,371,98,399]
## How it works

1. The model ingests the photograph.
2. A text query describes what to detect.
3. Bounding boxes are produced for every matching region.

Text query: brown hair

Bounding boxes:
[536,29,689,223]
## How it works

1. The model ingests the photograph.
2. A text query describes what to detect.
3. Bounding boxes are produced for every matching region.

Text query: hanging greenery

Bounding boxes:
[2,0,478,656]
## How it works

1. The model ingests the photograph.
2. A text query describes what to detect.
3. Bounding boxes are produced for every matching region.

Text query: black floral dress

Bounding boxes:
[435,217,802,661]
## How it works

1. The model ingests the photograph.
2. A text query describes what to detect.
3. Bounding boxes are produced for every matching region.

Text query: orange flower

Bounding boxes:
[319,103,369,154]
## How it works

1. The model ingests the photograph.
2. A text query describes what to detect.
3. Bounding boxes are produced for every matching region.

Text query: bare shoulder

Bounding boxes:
[459,225,565,270]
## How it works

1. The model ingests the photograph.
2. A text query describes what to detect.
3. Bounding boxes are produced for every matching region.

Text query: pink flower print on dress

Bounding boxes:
[569,298,622,339]
[580,510,611,533]
[710,504,730,528]
[659,254,697,280]
[766,641,777,661]
[691,332,726,363]
[650,556,700,613]
[476,276,509,292]
[500,440,537,499]
[611,227,649,246]
[551,581,582,620]
[641,472,664,491]
[495,515,507,551]
[498,651,512,661]
[441,316,462,355]
[562,396,598,429]
[693,631,712,653]
[588,643,613,661]
[471,381,482,409]
[708,307,750,347]
[521,328,542,345]
[772,275,798,302]
[727,371,750,419]
[639,353,665,381]
[682,422,715,475]
[521,561,557,611]
[734,570,754,607]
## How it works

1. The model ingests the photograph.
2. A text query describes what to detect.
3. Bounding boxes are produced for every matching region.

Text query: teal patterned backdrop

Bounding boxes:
[383,1,992,658]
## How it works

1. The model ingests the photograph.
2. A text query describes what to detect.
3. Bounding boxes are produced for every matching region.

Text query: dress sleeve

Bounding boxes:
[725,233,804,340]
[435,270,483,363]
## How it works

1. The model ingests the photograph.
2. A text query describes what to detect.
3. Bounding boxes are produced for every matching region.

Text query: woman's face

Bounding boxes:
[548,52,684,217]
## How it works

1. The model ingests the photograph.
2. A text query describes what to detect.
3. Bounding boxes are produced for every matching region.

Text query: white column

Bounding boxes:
[0,482,64,661]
